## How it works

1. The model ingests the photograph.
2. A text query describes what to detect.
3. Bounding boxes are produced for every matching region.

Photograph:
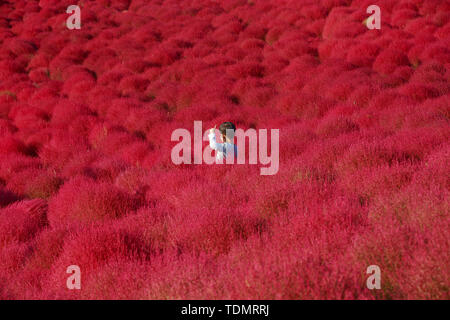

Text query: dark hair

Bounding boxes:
[219,122,236,139]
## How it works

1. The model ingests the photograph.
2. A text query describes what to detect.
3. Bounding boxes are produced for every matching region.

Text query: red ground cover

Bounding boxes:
[0,0,448,299]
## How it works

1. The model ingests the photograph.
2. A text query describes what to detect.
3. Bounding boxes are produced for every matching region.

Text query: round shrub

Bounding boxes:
[51,99,91,127]
[44,223,151,298]
[316,113,359,137]
[118,75,150,99]
[373,48,410,74]
[0,187,20,208]
[0,199,47,248]
[114,167,149,196]
[105,98,143,127]
[29,67,50,83]
[398,82,440,102]
[0,242,32,298]
[226,61,264,78]
[346,41,380,67]
[23,170,63,199]
[391,9,418,28]
[38,130,90,170]
[0,136,28,155]
[118,140,152,166]
[5,38,37,56]
[124,105,165,135]
[167,204,263,256]
[0,153,40,182]
[48,177,140,228]
[61,69,96,93]
[146,44,181,66]
[83,48,118,75]
[10,104,48,134]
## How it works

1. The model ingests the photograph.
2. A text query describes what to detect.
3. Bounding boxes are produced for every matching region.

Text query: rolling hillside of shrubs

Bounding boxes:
[0,0,448,299]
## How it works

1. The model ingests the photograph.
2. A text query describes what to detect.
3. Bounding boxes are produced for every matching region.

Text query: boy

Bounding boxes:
[208,122,238,162]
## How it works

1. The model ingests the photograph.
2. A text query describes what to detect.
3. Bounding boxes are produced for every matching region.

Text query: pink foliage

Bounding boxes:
[0,199,47,248]
[48,177,140,228]
[0,0,448,300]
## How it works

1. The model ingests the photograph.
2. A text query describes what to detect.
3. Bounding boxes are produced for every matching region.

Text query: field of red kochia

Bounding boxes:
[0,0,449,299]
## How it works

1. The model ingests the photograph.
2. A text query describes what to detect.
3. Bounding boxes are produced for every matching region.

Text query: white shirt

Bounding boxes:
[208,132,238,161]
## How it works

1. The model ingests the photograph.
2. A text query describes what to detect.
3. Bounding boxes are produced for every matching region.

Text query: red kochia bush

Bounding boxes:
[0,187,20,207]
[124,105,165,135]
[61,70,96,98]
[51,100,91,127]
[420,43,450,65]
[86,86,121,117]
[37,0,74,10]
[0,59,25,77]
[43,223,151,298]
[346,41,380,67]
[48,177,139,228]
[83,48,118,75]
[412,144,450,191]
[0,0,449,300]
[118,141,152,166]
[0,97,14,120]
[391,9,418,28]
[10,104,49,134]
[98,67,134,88]
[398,83,440,102]
[146,44,181,66]
[114,167,149,196]
[0,242,33,299]
[226,61,264,78]
[6,167,46,196]
[38,130,90,170]
[322,6,360,39]
[167,204,263,256]
[0,154,40,183]
[10,228,68,299]
[337,162,415,201]
[316,112,359,137]
[105,98,143,127]
[373,48,411,74]
[0,199,47,248]
[118,75,150,99]
[0,136,28,155]
[27,52,50,70]
[5,38,37,56]
[20,169,62,199]
[29,67,49,83]
[56,44,87,65]
[73,260,155,299]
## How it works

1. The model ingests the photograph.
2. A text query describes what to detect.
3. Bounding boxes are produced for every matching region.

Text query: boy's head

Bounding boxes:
[219,122,236,142]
